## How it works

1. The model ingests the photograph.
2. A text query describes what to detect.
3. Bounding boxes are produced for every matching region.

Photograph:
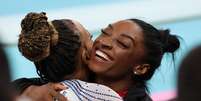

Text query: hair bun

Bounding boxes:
[159,29,180,53]
[18,12,58,61]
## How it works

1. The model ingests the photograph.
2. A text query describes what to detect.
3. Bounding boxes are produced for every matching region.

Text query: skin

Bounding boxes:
[20,83,67,101]
[21,19,151,100]
[73,20,93,69]
[20,20,93,101]
[63,20,93,80]
[88,20,149,92]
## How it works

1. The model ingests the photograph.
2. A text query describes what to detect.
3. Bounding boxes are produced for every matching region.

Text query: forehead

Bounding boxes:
[111,20,142,34]
[108,20,144,43]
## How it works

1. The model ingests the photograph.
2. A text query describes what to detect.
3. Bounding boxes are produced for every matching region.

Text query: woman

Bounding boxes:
[14,12,122,101]
[13,12,93,92]
[14,15,180,101]
[87,19,180,100]
[18,12,93,82]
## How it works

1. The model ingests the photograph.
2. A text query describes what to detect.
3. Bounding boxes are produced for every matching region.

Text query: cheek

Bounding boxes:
[114,49,135,68]
[115,49,133,62]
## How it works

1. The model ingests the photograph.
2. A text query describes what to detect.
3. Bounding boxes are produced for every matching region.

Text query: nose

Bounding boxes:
[99,38,113,50]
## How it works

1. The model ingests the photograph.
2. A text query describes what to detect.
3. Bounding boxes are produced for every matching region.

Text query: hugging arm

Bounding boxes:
[12,77,47,94]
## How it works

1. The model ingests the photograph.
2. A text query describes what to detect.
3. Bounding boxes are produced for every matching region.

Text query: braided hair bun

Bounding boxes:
[18,12,58,61]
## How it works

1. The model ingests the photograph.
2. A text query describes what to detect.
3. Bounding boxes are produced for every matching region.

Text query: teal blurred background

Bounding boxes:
[0,0,201,100]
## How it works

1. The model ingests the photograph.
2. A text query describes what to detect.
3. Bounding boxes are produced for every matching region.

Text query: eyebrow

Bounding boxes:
[121,34,135,45]
[108,24,113,30]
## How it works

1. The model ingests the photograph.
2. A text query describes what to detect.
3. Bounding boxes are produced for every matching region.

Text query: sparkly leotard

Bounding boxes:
[60,79,123,101]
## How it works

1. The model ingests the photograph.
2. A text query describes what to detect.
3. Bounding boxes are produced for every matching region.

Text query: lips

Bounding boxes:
[89,43,114,72]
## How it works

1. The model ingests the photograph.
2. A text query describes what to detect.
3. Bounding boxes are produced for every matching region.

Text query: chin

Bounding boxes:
[88,62,108,74]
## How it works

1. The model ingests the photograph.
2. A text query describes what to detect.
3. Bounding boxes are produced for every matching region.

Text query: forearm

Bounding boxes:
[11,77,47,94]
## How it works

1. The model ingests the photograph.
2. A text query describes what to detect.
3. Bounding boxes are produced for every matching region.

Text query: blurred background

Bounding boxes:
[0,0,201,100]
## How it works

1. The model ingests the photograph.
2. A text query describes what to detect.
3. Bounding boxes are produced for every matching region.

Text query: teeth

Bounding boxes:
[95,50,110,61]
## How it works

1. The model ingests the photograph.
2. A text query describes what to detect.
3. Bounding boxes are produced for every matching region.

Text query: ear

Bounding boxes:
[132,64,150,75]
[81,49,87,63]
[81,49,90,64]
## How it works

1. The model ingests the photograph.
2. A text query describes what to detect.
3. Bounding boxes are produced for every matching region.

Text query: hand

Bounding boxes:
[21,83,68,101]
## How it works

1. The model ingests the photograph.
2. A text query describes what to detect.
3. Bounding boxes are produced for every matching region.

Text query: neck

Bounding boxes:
[64,61,89,81]
[94,74,134,92]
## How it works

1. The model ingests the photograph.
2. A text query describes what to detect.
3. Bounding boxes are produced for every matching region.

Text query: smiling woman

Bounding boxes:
[12,12,180,101]
[88,19,180,101]
[12,12,124,101]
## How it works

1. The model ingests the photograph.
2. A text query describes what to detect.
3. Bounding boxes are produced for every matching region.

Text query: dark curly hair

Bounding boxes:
[18,12,81,82]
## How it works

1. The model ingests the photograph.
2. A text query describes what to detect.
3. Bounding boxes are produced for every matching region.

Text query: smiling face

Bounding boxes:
[88,20,146,78]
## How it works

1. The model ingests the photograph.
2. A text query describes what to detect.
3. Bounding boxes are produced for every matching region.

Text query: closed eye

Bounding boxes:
[101,29,110,35]
[117,40,129,49]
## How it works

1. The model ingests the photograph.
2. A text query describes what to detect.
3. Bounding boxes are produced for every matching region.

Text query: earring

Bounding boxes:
[134,71,137,74]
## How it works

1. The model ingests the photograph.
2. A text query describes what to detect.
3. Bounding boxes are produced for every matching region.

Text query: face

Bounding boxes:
[88,20,146,78]
[72,20,93,65]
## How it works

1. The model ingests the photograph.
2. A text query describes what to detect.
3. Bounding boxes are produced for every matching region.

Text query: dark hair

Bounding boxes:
[18,12,81,82]
[178,45,201,101]
[129,19,180,83]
